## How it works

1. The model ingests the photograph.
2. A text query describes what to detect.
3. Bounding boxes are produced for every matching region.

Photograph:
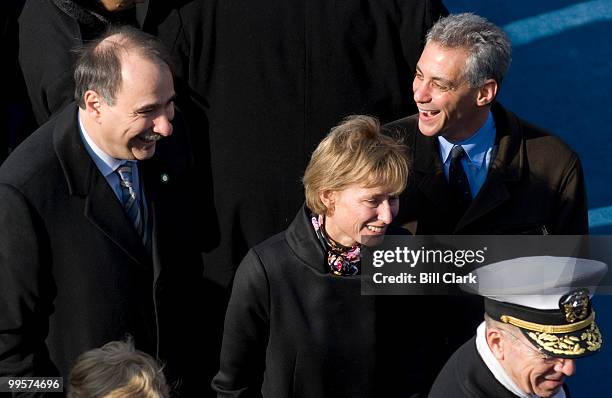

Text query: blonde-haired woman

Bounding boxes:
[213,116,427,397]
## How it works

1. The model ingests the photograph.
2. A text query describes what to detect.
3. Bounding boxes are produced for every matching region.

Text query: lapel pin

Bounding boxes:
[161,173,169,183]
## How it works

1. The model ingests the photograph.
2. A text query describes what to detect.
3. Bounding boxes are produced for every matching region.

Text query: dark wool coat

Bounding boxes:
[384,102,589,235]
[151,0,449,291]
[2,0,36,163]
[213,206,455,398]
[18,0,144,126]
[0,104,211,397]
[429,336,571,398]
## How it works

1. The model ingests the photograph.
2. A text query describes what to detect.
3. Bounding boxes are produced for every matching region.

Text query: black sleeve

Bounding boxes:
[211,250,270,398]
[0,184,58,396]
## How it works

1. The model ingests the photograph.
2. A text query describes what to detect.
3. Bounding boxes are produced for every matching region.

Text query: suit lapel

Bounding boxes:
[409,103,524,232]
[412,126,459,215]
[53,104,149,266]
[141,158,163,283]
[455,103,523,231]
[84,172,150,265]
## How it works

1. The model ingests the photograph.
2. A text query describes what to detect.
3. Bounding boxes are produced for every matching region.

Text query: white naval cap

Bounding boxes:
[463,256,607,358]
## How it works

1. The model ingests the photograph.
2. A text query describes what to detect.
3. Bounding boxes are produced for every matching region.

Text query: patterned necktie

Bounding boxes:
[448,145,472,213]
[116,163,145,243]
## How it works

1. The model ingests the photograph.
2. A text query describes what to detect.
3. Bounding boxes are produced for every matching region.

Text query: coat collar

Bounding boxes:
[285,205,328,274]
[410,102,525,231]
[284,205,409,274]
[53,105,151,266]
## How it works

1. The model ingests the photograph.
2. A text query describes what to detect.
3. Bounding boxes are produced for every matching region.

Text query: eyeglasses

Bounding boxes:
[500,329,564,364]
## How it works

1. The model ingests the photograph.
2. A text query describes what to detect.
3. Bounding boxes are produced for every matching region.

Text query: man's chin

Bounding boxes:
[131,144,156,160]
[536,380,564,397]
[417,121,441,137]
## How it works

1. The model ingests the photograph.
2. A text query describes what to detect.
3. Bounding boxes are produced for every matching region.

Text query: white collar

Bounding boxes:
[475,322,566,398]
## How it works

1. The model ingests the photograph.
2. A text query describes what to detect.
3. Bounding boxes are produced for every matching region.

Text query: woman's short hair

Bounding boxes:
[68,339,170,398]
[303,115,409,215]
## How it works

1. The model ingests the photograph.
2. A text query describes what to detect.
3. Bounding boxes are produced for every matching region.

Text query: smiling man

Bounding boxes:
[429,256,606,398]
[383,14,590,391]
[385,13,588,235]
[0,26,208,396]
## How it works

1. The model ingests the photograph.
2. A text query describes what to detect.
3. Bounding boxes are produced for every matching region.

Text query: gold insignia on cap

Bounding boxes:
[527,331,586,356]
[559,289,590,323]
[582,323,603,352]
[526,323,602,356]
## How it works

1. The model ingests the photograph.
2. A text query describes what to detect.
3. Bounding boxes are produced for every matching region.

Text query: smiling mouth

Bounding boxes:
[542,376,565,389]
[418,108,440,119]
[366,225,385,233]
[137,133,162,145]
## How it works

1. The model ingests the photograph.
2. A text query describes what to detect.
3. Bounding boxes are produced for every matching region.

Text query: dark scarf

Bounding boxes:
[311,214,361,276]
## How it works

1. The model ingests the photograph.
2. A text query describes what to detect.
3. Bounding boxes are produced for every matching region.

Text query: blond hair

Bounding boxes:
[303,115,409,215]
[68,340,170,398]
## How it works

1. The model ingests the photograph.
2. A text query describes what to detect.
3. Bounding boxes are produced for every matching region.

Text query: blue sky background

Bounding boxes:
[443,1,612,394]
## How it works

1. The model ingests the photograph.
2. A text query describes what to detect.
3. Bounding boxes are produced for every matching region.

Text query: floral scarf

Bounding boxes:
[311,214,360,276]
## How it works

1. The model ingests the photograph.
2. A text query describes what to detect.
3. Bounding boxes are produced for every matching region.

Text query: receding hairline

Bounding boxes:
[95,33,160,64]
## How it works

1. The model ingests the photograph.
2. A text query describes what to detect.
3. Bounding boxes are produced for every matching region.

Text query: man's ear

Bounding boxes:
[82,90,104,123]
[476,79,498,107]
[319,190,336,216]
[486,327,506,361]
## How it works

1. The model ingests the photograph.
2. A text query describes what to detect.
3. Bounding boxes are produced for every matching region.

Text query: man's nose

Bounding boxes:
[153,113,173,137]
[413,79,431,103]
[555,358,576,377]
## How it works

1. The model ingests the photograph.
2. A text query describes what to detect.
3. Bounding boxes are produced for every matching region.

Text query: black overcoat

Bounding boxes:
[0,104,210,396]
[213,206,454,398]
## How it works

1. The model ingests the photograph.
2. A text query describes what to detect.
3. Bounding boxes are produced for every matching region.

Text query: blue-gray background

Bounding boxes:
[444,1,612,394]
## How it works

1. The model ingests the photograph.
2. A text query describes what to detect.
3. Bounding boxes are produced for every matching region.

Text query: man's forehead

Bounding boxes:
[418,42,468,77]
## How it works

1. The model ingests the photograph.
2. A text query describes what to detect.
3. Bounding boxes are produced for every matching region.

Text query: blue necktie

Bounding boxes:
[116,163,146,244]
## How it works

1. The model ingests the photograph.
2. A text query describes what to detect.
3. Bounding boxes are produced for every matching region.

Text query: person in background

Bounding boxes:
[68,339,170,398]
[18,0,147,126]
[1,0,35,164]
[429,256,607,398]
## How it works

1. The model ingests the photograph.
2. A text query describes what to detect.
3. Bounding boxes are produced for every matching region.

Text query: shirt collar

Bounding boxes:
[78,111,134,176]
[438,111,496,169]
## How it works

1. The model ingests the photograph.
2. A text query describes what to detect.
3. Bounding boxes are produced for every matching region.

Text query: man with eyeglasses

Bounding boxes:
[429,256,607,398]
